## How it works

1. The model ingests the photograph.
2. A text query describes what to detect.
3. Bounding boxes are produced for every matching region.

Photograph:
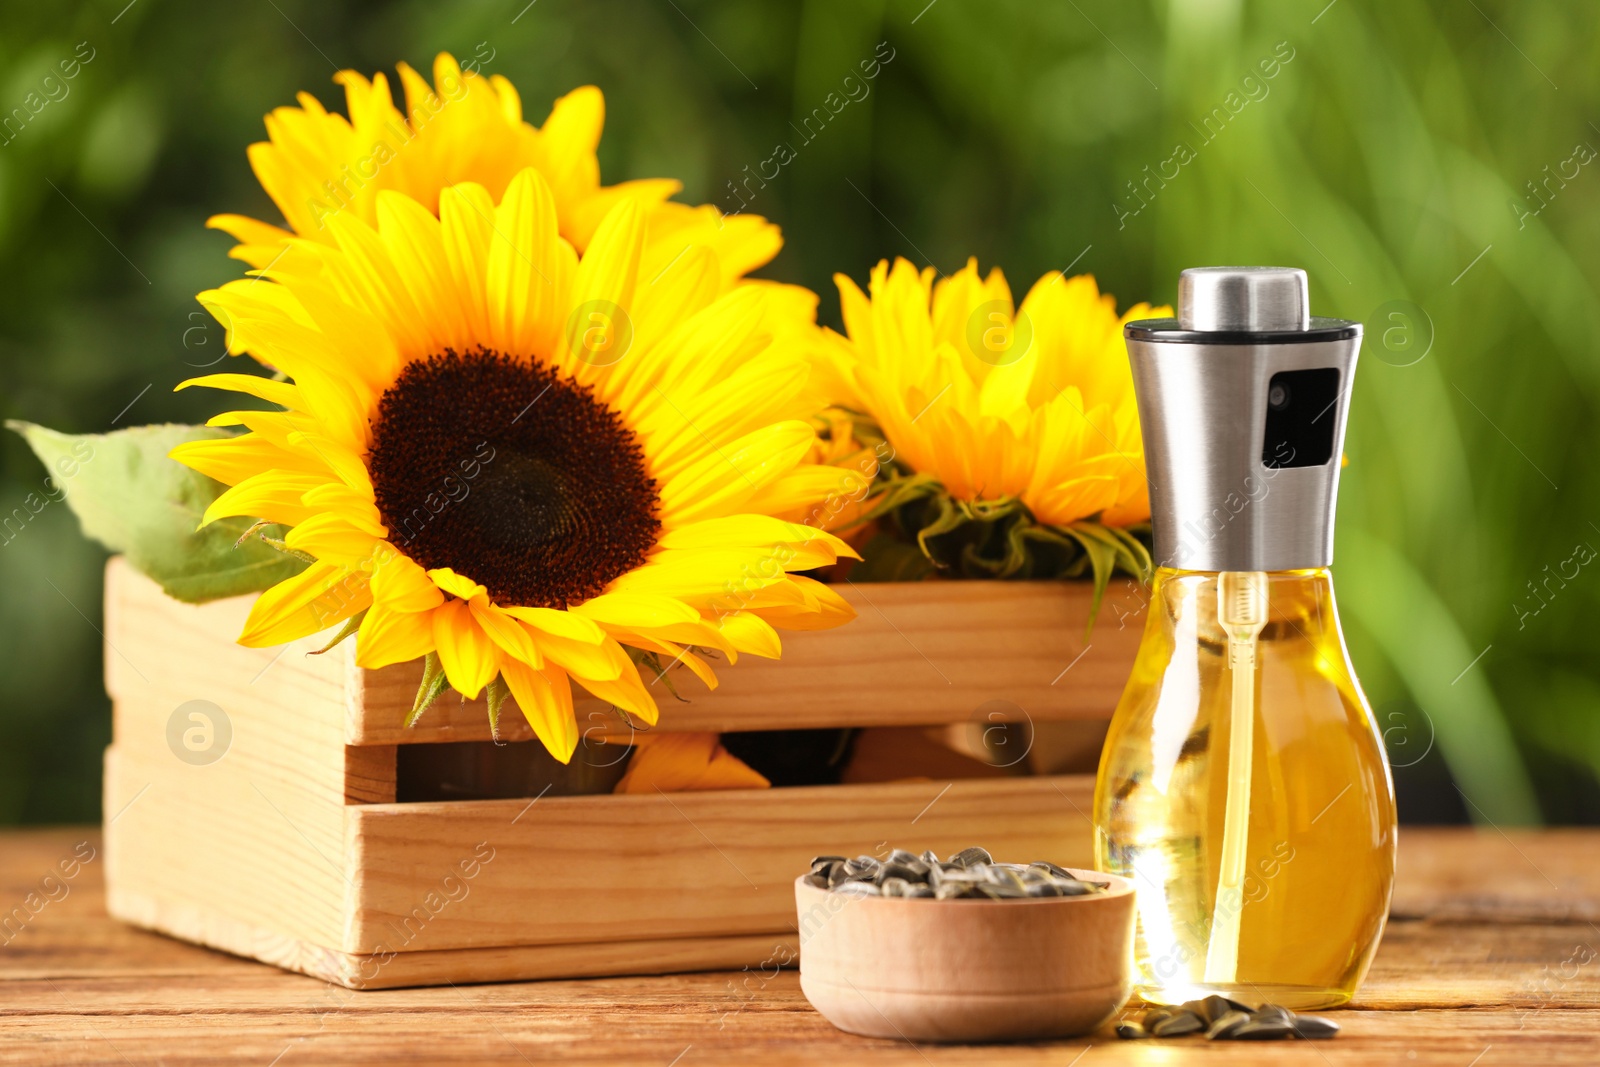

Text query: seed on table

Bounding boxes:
[1141,1009,1170,1030]
[1232,1018,1295,1040]
[1195,994,1250,1023]
[1115,1023,1147,1040]
[1289,1015,1340,1039]
[1206,1010,1251,1039]
[1151,1011,1205,1037]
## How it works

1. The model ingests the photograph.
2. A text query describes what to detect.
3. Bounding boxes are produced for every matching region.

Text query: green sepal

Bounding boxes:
[241,526,318,566]
[854,463,1153,635]
[406,651,450,728]
[626,645,684,702]
[484,675,510,741]
[309,609,366,656]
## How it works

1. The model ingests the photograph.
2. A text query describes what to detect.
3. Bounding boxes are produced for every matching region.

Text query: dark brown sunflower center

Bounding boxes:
[369,348,660,607]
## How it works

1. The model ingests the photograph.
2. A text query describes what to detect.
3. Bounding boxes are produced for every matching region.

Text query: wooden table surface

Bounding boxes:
[3,827,1598,1065]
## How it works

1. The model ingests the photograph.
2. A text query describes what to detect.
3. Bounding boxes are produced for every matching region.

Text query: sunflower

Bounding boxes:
[209,52,797,306]
[172,168,856,761]
[813,257,1170,584]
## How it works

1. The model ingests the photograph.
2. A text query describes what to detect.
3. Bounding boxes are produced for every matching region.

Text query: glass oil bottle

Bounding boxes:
[1094,267,1396,1010]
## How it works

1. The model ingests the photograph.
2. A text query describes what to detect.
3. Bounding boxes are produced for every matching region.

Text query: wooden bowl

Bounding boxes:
[795,869,1136,1043]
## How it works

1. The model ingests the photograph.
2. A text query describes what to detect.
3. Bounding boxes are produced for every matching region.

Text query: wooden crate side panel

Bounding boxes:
[350,580,1145,745]
[102,558,356,949]
[105,877,800,991]
[344,776,1095,955]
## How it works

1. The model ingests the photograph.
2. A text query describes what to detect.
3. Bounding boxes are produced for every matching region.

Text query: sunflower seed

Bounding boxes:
[832,880,881,897]
[1141,1009,1170,1030]
[1232,1018,1295,1040]
[1206,1010,1252,1039]
[1115,1023,1147,1040]
[1289,1015,1340,1039]
[879,862,922,884]
[1196,994,1250,1023]
[1152,1011,1205,1038]
[809,847,1108,900]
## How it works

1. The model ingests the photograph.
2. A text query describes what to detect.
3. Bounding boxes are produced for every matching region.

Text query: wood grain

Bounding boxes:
[101,558,354,952]
[4,828,1599,1065]
[346,776,1097,956]
[350,578,1147,744]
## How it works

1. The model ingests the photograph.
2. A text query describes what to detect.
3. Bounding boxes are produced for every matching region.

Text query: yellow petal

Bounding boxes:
[432,598,498,699]
[427,567,487,601]
[499,604,605,643]
[715,611,783,659]
[613,732,768,794]
[501,657,578,762]
[176,373,303,411]
[569,592,700,630]
[355,601,437,669]
[569,647,659,725]
[369,548,445,612]
[239,561,371,647]
[283,513,382,564]
[469,598,544,669]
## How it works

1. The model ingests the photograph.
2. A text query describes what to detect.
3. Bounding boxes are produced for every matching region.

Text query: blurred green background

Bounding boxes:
[1,0,1594,825]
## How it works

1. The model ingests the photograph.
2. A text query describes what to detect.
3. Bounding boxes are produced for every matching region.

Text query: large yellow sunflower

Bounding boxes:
[172,168,856,761]
[210,52,793,302]
[815,257,1169,530]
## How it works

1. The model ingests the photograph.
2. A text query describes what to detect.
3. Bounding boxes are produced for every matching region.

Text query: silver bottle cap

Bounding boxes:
[1124,267,1362,572]
[1178,266,1309,331]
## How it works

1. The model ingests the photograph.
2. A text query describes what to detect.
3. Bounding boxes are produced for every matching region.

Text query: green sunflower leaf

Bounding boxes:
[5,421,307,603]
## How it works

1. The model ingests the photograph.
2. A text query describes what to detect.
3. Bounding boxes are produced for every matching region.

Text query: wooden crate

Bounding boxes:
[100,558,1141,989]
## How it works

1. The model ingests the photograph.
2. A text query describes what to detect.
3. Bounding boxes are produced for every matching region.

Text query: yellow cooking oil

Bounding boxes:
[1094,568,1397,1010]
